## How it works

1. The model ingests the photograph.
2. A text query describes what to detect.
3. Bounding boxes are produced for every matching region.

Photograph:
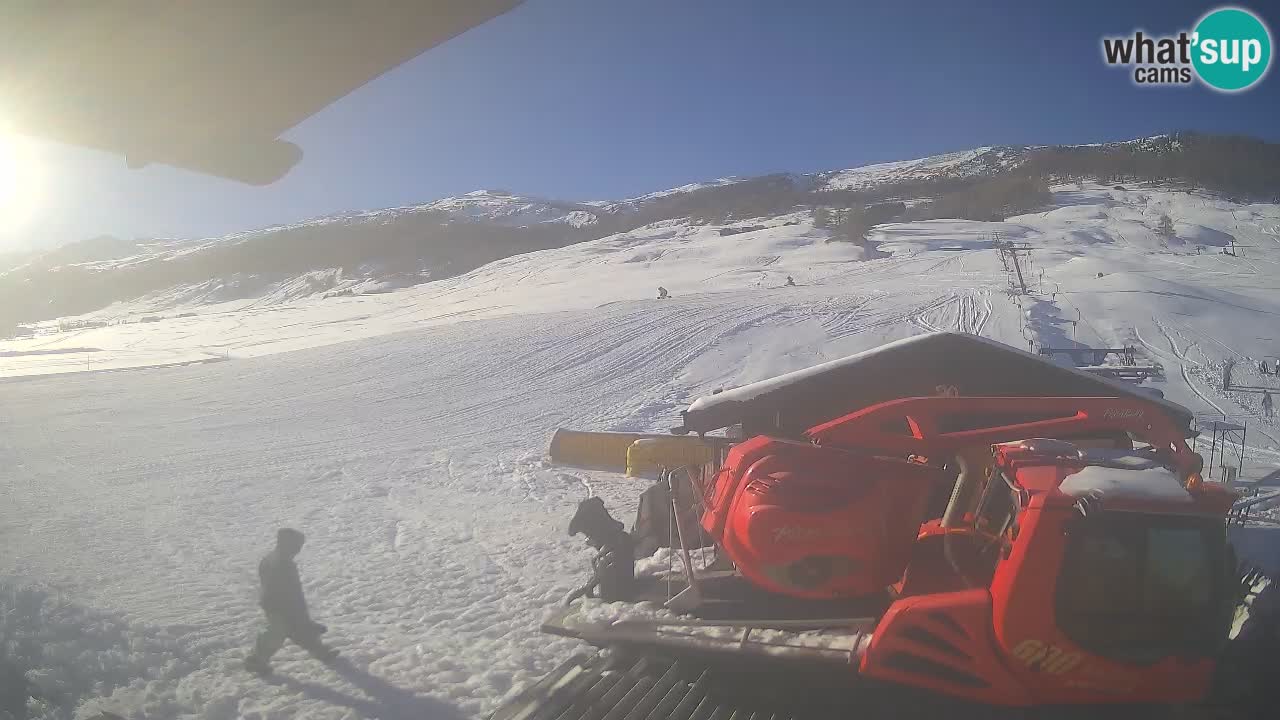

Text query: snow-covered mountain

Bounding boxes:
[596,177,747,213]
[417,189,600,227]
[814,146,1027,191]
[3,131,1278,333]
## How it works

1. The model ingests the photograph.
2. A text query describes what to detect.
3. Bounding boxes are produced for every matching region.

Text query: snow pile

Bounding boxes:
[1058,465,1193,503]
[550,599,676,627]
[1079,449,1165,470]
[553,599,866,658]
[0,582,185,720]
[633,547,718,578]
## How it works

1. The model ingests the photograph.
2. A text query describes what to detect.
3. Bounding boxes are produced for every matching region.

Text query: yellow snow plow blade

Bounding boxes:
[548,430,720,476]
[625,437,719,477]
[548,430,660,472]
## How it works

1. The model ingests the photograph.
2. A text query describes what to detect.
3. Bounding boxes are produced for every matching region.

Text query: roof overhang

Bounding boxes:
[0,1,522,184]
[678,332,1196,438]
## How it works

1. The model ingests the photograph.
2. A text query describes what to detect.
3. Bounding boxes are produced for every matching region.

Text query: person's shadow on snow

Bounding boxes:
[272,656,464,720]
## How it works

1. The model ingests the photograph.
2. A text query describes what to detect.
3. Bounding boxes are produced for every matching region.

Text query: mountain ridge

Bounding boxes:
[4,131,1279,334]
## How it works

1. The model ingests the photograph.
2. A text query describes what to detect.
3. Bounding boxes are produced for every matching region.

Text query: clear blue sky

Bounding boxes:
[8,0,1280,251]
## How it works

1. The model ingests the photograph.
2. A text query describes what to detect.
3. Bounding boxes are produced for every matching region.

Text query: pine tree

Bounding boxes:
[839,207,869,244]
[1157,214,1175,239]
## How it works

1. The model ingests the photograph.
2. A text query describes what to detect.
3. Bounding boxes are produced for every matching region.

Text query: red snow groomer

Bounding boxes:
[495,333,1276,720]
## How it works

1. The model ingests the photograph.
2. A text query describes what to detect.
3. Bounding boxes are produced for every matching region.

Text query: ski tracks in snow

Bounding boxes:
[911,289,992,336]
[1147,316,1225,416]
[1138,317,1280,460]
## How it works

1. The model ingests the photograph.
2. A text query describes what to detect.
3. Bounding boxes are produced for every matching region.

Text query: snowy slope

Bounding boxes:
[6,138,1199,328]
[2,180,1280,719]
[213,190,601,239]
[816,146,1025,191]
[44,192,598,277]
[595,178,746,213]
[414,190,600,227]
[7,182,1279,450]
[13,193,594,319]
[0,145,1031,328]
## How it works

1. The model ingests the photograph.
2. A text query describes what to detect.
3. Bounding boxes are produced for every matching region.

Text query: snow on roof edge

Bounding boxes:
[684,332,1194,424]
[1058,465,1192,503]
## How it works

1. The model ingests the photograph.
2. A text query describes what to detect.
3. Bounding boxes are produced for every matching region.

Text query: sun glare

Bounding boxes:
[0,133,41,229]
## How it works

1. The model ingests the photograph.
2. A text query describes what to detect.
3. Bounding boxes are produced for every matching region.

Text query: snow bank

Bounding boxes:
[0,582,184,720]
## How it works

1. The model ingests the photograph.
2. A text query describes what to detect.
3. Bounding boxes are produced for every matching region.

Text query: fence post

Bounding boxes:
[1239,423,1247,480]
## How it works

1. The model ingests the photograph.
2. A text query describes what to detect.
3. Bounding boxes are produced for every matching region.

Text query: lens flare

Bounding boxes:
[0,133,41,229]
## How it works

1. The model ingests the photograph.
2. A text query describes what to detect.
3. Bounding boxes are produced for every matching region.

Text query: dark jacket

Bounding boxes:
[259,549,310,623]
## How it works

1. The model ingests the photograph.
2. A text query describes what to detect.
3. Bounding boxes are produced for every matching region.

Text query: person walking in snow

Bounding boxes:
[1264,390,1274,419]
[245,528,336,674]
[657,286,669,299]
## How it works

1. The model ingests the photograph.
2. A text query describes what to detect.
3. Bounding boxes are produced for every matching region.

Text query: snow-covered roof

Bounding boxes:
[680,332,1196,437]
[1058,465,1193,504]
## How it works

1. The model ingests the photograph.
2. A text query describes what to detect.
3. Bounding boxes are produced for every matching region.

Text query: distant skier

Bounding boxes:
[245,528,336,674]
[785,275,796,287]
[657,286,669,299]
[1264,390,1274,419]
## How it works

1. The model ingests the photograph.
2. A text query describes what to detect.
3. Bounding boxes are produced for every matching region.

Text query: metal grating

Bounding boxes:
[491,653,872,720]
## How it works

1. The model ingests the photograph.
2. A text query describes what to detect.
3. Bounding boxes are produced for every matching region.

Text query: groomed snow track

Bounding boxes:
[490,652,893,720]
[487,650,1218,720]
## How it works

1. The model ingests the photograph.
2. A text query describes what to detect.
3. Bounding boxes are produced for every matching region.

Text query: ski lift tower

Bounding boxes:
[995,237,1033,295]
[994,234,1010,271]
[1197,418,1247,488]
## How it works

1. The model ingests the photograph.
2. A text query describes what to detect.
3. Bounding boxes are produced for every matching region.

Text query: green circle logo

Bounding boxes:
[1192,7,1272,92]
